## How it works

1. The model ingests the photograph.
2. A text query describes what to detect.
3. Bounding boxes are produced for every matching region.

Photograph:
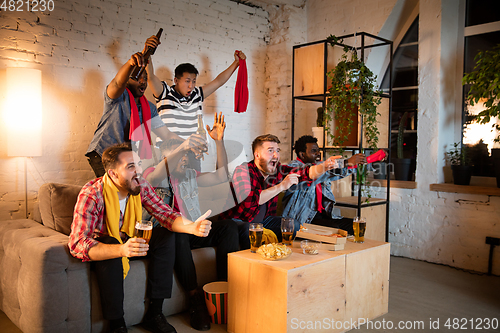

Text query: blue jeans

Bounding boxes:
[232,216,301,250]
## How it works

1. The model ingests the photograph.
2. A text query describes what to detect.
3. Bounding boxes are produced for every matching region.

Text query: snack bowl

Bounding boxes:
[256,243,292,260]
[300,240,321,255]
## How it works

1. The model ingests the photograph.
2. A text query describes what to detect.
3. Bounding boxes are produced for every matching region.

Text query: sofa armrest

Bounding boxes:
[0,219,91,333]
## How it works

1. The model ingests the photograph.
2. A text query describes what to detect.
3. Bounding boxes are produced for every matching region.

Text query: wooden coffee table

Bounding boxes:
[227,239,390,333]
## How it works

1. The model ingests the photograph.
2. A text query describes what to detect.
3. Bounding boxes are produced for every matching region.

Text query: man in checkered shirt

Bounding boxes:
[219,134,344,248]
[69,143,211,333]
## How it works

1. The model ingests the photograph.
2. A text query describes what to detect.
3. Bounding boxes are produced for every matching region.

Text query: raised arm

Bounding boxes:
[197,112,229,186]
[202,51,246,98]
[307,155,340,179]
[146,56,163,98]
[107,37,159,99]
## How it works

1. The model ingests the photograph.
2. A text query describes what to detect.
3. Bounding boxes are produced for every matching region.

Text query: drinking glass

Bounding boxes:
[249,223,263,253]
[134,220,153,244]
[281,217,294,246]
[353,217,366,243]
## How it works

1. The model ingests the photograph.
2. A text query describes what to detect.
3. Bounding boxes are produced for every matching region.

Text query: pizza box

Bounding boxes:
[296,224,348,245]
[320,242,345,251]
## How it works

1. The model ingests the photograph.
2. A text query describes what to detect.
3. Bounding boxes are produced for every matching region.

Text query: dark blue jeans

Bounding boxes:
[232,216,301,250]
[92,227,175,320]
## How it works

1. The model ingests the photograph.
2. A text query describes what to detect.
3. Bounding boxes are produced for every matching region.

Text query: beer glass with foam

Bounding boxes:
[249,223,263,253]
[134,220,153,244]
[281,217,294,246]
[353,217,366,243]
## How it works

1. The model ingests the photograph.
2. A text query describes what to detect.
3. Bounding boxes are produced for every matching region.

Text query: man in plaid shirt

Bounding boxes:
[69,143,211,333]
[219,134,343,248]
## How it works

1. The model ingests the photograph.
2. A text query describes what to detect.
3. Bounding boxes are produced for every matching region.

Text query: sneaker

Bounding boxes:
[189,293,211,331]
[142,313,176,333]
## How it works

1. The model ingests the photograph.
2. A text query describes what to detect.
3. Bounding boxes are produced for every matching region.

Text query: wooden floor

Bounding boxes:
[1,256,499,332]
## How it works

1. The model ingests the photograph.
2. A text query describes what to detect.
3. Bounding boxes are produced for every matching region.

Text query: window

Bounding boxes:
[462,0,500,176]
[381,17,419,178]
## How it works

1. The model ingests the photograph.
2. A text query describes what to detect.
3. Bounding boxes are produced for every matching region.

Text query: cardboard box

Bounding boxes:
[296,224,348,245]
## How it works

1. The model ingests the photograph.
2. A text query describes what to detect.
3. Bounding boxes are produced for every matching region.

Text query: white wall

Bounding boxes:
[305,0,500,274]
[0,0,269,220]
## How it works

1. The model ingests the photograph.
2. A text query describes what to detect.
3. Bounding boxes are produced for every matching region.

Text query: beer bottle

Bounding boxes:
[196,114,207,139]
[130,28,163,81]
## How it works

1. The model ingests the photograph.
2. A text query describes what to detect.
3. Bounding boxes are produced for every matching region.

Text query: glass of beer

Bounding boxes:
[281,217,294,246]
[353,217,366,243]
[249,223,263,253]
[134,220,153,244]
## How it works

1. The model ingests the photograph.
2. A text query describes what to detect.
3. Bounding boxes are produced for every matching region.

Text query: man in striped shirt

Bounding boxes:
[146,44,246,140]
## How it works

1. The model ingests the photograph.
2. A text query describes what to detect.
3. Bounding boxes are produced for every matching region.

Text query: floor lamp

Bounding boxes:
[5,68,43,218]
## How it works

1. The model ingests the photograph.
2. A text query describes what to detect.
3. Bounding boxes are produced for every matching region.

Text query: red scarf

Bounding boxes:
[298,157,324,213]
[234,55,248,113]
[347,150,387,169]
[127,88,152,159]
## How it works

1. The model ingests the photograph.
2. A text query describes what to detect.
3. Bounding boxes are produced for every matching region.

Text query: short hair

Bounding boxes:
[102,142,132,171]
[293,135,318,156]
[159,138,184,157]
[175,63,199,79]
[251,134,280,155]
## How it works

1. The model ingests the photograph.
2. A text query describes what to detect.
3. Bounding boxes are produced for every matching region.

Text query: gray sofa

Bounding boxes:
[0,182,218,333]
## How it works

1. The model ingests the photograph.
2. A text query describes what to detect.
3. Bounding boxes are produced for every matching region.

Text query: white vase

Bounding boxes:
[312,127,324,147]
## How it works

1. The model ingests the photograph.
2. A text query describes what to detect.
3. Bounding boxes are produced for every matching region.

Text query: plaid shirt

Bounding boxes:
[219,160,310,222]
[68,177,181,262]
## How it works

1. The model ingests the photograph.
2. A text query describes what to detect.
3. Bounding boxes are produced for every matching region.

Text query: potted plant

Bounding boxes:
[447,142,473,185]
[462,44,500,187]
[392,112,412,180]
[323,35,383,201]
[324,35,382,151]
[312,107,325,147]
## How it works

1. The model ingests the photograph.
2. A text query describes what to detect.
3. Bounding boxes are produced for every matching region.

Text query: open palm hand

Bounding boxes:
[207,112,226,141]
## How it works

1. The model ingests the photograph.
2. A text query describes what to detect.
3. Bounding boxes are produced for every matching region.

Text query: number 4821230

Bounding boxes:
[0,0,55,12]
[444,318,498,330]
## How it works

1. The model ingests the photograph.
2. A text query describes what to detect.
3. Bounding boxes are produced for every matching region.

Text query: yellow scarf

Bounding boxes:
[262,228,278,244]
[102,173,142,278]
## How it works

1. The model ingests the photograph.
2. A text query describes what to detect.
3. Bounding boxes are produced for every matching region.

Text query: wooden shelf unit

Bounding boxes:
[292,33,394,241]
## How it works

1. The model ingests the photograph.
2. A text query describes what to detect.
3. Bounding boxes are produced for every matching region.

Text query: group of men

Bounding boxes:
[68,34,365,333]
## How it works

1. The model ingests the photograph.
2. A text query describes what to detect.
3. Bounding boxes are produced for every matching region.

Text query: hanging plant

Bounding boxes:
[324,35,382,150]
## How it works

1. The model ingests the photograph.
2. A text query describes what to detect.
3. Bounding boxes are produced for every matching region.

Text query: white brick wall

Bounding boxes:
[303,0,500,275]
[0,0,269,220]
[263,4,306,162]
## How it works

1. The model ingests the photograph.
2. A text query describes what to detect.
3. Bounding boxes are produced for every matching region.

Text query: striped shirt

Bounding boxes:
[155,81,204,139]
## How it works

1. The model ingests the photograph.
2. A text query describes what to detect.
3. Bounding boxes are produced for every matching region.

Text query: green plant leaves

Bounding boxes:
[324,36,382,150]
[463,44,500,142]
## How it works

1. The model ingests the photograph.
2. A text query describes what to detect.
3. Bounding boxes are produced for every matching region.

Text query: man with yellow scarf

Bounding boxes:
[69,143,212,333]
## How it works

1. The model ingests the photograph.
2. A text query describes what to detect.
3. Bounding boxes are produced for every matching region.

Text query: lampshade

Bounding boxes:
[4,68,43,157]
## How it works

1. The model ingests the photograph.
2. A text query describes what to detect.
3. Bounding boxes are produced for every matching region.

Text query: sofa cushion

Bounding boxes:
[39,183,82,236]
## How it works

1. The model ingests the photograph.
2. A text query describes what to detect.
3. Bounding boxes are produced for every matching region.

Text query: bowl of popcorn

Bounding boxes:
[256,243,292,260]
[300,240,321,255]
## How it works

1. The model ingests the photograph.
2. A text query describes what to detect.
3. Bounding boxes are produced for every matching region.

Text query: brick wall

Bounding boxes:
[263,3,306,162]
[0,0,269,220]
[304,0,500,275]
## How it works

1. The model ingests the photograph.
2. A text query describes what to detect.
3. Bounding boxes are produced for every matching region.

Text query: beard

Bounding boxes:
[256,158,278,175]
[122,177,141,196]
